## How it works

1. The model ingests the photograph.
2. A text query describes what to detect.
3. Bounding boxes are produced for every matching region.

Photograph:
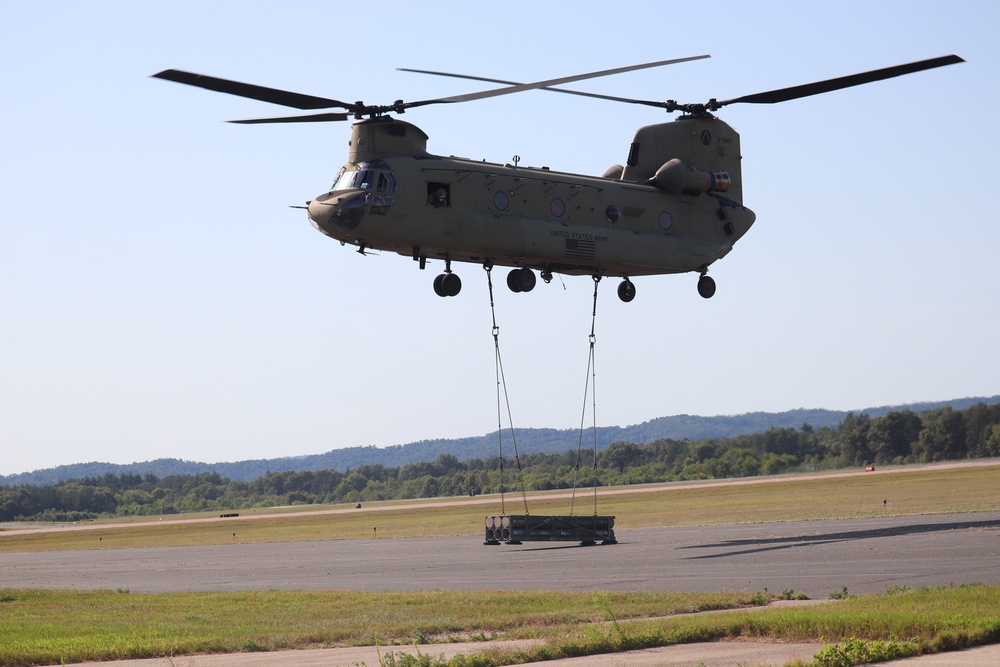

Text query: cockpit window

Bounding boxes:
[331,161,396,193]
[331,168,356,192]
[376,171,397,193]
[329,161,397,217]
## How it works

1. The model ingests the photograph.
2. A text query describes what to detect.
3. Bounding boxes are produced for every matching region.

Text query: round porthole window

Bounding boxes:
[606,205,621,224]
[493,191,509,211]
[550,198,565,217]
[659,211,673,230]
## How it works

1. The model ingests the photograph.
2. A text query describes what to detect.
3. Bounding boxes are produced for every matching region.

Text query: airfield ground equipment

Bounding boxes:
[484,514,616,546]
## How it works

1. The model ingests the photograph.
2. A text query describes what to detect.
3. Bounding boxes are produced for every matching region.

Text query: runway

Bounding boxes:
[3,511,999,598]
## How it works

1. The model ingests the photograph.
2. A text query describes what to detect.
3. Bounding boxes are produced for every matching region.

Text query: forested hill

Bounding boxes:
[4,396,997,486]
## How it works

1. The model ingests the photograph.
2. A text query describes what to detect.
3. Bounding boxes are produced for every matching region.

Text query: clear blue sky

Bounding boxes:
[2,1,997,475]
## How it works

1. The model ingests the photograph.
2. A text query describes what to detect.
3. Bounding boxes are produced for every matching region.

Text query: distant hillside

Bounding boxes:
[3,395,997,486]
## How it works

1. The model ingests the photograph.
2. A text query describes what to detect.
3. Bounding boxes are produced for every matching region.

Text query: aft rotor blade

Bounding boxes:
[404,55,710,108]
[398,68,669,109]
[229,112,351,124]
[152,69,355,111]
[717,55,964,107]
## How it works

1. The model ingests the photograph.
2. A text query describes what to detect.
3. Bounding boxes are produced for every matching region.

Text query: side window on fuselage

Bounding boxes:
[426,182,451,208]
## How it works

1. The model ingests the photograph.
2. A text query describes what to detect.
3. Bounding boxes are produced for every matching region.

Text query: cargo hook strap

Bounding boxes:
[570,275,601,516]
[484,262,529,516]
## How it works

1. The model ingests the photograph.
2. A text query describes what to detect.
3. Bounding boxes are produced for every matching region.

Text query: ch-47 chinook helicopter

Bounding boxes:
[154,54,962,302]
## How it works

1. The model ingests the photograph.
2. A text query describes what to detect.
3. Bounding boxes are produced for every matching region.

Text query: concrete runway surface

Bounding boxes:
[4,511,1000,666]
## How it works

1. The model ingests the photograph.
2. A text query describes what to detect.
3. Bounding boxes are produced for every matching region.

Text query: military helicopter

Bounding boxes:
[154,54,962,302]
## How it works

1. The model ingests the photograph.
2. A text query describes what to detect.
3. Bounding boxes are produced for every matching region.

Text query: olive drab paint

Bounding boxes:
[307,115,755,298]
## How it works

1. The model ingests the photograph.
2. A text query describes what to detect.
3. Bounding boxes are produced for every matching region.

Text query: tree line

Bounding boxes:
[2,403,998,522]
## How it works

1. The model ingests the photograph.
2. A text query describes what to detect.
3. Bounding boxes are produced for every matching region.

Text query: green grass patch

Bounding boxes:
[1,585,999,666]
[0,588,761,666]
[498,584,1000,665]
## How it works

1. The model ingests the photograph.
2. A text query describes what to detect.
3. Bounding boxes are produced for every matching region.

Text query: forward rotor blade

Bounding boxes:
[716,55,964,107]
[398,68,668,109]
[152,69,354,110]
[404,55,710,108]
[229,112,351,124]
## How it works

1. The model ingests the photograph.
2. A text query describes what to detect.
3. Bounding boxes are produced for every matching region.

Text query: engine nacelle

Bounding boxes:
[651,158,730,196]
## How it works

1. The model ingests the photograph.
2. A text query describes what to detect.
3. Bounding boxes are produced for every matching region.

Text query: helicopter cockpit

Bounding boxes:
[310,160,398,233]
[329,160,397,214]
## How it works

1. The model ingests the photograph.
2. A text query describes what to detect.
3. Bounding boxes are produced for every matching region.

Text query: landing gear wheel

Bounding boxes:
[433,273,462,297]
[697,275,716,299]
[518,268,536,293]
[442,273,461,297]
[617,279,636,303]
[506,269,521,293]
[507,267,536,293]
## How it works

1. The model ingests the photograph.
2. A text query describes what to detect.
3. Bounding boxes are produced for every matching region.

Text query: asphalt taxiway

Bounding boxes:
[3,511,999,598]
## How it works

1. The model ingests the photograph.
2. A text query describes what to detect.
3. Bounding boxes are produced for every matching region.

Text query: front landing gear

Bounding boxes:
[433,273,461,297]
[433,258,461,297]
[507,267,536,293]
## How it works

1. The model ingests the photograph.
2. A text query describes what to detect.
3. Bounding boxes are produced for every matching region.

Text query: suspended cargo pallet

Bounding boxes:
[484,514,617,545]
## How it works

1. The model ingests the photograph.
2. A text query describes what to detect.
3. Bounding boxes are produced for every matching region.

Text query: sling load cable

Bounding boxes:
[569,275,602,517]
[483,261,529,517]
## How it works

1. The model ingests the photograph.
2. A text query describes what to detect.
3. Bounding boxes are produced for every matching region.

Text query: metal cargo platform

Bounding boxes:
[484,514,616,545]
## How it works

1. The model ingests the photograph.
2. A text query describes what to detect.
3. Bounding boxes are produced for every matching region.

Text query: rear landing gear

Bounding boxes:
[697,274,716,299]
[617,278,636,303]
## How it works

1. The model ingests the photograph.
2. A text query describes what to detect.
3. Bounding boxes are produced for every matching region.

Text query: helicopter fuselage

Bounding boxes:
[306,117,755,295]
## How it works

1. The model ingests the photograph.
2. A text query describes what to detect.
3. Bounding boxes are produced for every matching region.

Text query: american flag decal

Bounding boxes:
[564,238,596,260]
